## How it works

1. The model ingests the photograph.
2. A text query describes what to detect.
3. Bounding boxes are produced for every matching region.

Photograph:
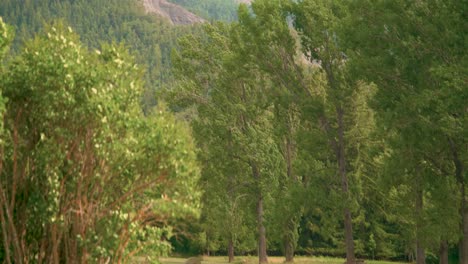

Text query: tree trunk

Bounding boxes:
[0,186,23,264]
[439,240,448,264]
[227,145,236,264]
[448,138,467,264]
[228,239,234,263]
[416,240,426,264]
[257,195,268,264]
[337,107,355,264]
[252,163,268,264]
[284,131,297,263]
[416,185,426,264]
[343,208,355,264]
[460,185,468,264]
[284,243,294,263]
[283,217,296,263]
[0,197,12,264]
[284,217,296,263]
[50,223,59,264]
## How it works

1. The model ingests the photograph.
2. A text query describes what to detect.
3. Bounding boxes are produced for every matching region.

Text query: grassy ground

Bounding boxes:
[153,256,407,264]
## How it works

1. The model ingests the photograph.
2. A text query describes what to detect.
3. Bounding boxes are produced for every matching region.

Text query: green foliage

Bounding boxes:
[0,0,200,112]
[344,0,466,256]
[167,0,465,261]
[0,0,466,261]
[166,17,289,258]
[168,0,240,22]
[0,17,12,139]
[0,22,199,262]
[0,17,13,61]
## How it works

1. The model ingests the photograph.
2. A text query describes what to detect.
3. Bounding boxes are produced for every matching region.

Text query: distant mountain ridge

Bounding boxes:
[142,0,205,25]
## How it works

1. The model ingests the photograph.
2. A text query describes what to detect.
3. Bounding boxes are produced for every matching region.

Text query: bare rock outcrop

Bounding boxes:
[142,0,205,25]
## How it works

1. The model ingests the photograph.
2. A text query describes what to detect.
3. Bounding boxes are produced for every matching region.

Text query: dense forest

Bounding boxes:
[0,0,203,112]
[167,0,239,21]
[0,0,466,263]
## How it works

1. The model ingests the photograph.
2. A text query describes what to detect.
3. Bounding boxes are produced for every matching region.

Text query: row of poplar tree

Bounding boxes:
[164,1,467,264]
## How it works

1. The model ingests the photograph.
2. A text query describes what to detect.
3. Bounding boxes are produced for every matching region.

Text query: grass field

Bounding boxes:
[153,256,407,264]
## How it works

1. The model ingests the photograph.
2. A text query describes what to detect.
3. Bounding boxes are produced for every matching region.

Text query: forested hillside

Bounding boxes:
[0,0,466,263]
[167,0,240,21]
[0,0,201,112]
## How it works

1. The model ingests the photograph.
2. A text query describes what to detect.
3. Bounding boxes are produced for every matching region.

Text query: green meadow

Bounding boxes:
[156,257,407,264]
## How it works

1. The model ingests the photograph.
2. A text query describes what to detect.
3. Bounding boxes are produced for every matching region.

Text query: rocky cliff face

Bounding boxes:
[142,0,205,25]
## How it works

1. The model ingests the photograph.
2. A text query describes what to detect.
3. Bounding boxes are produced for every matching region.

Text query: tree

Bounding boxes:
[0,15,13,264]
[208,2,381,262]
[0,22,200,263]
[166,16,290,262]
[344,0,467,263]
[291,1,378,263]
[167,22,257,261]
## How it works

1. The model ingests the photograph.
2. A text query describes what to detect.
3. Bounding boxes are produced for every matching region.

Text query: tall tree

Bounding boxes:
[0,16,13,264]
[231,1,302,261]
[229,2,380,262]
[167,19,287,263]
[292,1,364,262]
[345,0,467,263]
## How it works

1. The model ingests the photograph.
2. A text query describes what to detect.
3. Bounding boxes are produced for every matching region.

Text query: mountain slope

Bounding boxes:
[0,0,201,112]
[167,0,239,21]
[142,0,205,25]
